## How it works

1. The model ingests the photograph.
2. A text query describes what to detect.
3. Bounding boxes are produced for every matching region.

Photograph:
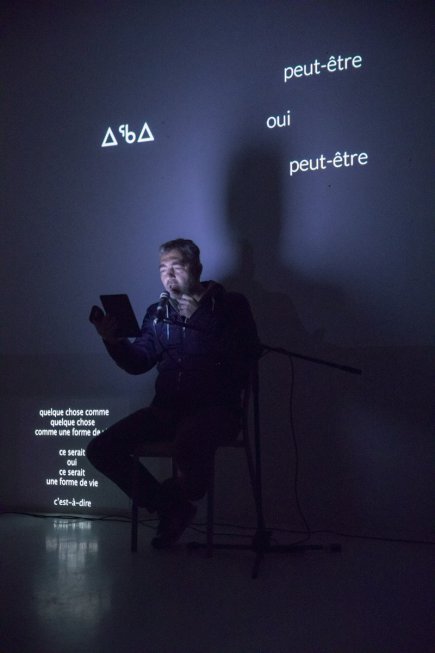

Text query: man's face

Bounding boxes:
[159,249,197,298]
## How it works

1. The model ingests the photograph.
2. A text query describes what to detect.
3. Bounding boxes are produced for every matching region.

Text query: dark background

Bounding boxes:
[1,0,433,537]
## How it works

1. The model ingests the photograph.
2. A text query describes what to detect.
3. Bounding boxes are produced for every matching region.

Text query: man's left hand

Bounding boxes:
[177,294,199,319]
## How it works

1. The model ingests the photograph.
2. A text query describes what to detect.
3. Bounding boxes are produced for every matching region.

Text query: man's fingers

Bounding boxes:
[178,295,199,318]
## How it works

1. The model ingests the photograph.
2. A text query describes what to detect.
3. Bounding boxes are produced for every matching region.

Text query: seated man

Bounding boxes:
[87,238,259,548]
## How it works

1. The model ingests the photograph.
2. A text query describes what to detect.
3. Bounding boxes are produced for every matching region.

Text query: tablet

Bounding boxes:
[99,294,141,338]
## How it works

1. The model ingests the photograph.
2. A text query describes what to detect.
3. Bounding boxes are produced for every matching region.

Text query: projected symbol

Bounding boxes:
[101,122,155,148]
[101,127,118,147]
[137,122,154,142]
[119,124,136,143]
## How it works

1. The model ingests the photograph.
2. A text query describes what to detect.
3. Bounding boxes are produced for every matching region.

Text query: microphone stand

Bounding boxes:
[261,344,362,375]
[247,345,361,578]
[191,343,361,579]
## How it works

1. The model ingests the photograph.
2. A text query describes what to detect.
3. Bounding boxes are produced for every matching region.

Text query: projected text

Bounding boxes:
[289,151,368,176]
[284,53,363,81]
[36,407,109,437]
[101,122,155,147]
[35,407,111,509]
[266,110,291,129]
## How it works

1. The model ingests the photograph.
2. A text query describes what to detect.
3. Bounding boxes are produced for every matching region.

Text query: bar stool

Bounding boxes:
[130,379,256,555]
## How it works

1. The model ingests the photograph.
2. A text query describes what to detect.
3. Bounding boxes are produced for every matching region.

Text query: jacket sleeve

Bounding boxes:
[103,308,159,375]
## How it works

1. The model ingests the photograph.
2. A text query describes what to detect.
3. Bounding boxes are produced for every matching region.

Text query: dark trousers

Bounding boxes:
[86,404,240,512]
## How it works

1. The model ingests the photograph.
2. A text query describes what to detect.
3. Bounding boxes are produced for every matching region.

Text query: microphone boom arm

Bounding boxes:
[260,344,362,375]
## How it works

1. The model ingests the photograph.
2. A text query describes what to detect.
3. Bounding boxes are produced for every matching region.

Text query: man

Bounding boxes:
[87,238,258,548]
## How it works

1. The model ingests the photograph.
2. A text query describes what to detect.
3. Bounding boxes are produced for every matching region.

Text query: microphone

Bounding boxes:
[155,291,170,321]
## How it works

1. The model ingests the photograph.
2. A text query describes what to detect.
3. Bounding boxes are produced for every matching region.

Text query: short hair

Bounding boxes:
[159,238,203,279]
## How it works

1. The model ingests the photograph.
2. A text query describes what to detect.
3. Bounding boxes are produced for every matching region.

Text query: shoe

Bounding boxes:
[151,501,197,549]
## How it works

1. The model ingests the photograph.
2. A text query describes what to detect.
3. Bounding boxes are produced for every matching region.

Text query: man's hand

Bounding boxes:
[90,310,120,343]
[177,294,199,319]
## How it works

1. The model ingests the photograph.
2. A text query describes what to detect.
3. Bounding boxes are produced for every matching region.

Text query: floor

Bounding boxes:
[0,513,433,653]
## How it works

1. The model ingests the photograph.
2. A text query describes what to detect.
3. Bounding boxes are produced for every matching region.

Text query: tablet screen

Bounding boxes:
[100,294,141,338]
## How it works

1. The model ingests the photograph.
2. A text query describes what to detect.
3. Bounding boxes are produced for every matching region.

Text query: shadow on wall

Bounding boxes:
[220,145,356,529]
[217,145,433,537]
[223,145,349,350]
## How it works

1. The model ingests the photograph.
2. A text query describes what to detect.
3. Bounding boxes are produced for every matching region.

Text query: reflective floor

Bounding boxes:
[0,513,433,653]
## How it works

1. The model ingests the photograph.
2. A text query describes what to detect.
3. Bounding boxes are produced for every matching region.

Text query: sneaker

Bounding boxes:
[151,501,197,549]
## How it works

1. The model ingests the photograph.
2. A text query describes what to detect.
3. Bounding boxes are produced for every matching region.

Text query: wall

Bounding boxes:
[1,0,433,537]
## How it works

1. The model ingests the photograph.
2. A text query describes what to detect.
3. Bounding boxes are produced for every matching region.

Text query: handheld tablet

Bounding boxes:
[99,294,141,338]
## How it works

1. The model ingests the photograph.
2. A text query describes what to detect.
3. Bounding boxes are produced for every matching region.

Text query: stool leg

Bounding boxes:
[206,465,215,557]
[131,454,139,552]
[131,502,138,552]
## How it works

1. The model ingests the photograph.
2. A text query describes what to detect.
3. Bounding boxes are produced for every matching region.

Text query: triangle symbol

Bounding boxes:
[138,122,155,143]
[101,127,118,147]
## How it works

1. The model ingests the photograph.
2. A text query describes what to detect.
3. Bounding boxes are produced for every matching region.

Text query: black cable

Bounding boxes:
[1,511,434,545]
[287,355,311,537]
[0,510,130,523]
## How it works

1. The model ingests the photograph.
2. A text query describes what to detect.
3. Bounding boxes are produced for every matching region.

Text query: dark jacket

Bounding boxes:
[104,281,259,413]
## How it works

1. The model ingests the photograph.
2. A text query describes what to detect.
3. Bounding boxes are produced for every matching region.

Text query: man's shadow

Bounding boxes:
[220,145,353,529]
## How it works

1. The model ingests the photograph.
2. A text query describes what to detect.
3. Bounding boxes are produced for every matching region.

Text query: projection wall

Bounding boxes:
[2,0,433,536]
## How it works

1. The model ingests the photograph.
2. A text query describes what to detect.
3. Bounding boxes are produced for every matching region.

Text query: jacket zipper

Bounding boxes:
[176,317,187,394]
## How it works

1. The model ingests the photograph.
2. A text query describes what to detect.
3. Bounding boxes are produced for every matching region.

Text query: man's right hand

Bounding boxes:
[89,306,119,343]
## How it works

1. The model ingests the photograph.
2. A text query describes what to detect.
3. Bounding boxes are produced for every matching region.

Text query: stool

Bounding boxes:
[130,385,256,555]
